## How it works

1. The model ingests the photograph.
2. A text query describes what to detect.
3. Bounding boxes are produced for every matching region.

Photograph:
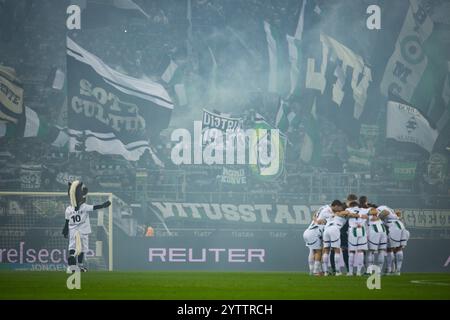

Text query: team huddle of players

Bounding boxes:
[303,194,410,276]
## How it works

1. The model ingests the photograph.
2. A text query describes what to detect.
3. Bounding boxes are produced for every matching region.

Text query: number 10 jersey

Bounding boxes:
[65,203,94,234]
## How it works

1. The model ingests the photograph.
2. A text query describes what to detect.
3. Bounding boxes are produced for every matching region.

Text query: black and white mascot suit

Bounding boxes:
[62,180,111,272]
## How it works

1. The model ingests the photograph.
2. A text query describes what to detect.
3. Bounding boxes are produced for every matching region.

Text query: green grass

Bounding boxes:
[0,271,449,300]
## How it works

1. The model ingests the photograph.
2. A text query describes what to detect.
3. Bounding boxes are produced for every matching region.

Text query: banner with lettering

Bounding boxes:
[393,161,417,180]
[220,167,247,185]
[66,37,173,161]
[201,109,241,150]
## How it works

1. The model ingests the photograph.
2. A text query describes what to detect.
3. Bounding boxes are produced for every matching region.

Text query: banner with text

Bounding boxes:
[67,37,173,162]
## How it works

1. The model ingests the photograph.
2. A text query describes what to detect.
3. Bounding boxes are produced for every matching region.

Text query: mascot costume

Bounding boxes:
[62,180,111,272]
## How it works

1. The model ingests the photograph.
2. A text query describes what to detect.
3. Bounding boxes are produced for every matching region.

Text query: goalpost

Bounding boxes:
[0,191,114,271]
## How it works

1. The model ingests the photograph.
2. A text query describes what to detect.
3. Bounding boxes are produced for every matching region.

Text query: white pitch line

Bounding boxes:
[410,280,450,286]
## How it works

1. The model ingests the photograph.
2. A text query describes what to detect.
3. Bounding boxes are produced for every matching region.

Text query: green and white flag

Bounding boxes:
[275,99,289,133]
[264,0,306,97]
[320,34,372,119]
[250,113,286,180]
[286,0,306,97]
[264,21,279,94]
[300,98,320,164]
[286,35,301,96]
[275,98,299,134]
[386,101,438,153]
[263,21,292,96]
[380,0,434,101]
[380,0,449,129]
[300,33,372,120]
[293,0,307,40]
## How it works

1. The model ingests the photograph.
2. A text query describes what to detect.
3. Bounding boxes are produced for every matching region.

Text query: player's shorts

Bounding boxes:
[386,221,409,248]
[323,225,341,249]
[68,230,89,254]
[367,228,387,251]
[348,226,368,251]
[303,226,322,250]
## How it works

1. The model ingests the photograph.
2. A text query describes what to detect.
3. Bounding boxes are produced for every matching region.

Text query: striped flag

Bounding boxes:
[66,37,172,163]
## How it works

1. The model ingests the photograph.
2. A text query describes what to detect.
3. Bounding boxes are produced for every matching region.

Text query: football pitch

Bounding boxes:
[0,271,449,300]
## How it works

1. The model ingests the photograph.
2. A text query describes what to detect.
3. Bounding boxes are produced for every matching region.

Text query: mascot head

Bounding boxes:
[68,180,88,210]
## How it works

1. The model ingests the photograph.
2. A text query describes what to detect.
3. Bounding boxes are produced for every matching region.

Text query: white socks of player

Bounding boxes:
[334,253,341,274]
[377,251,385,271]
[355,252,364,275]
[395,251,404,275]
[308,250,315,275]
[322,253,329,274]
[348,252,364,275]
[367,251,375,266]
[348,252,355,275]
[313,261,321,274]
[386,251,394,273]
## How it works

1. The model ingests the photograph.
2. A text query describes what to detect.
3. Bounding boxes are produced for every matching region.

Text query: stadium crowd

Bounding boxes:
[0,0,448,212]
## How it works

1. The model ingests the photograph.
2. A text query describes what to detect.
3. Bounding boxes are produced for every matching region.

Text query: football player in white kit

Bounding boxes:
[62,180,111,273]
[366,206,388,273]
[346,201,369,276]
[303,200,344,275]
[377,205,409,275]
[322,202,348,276]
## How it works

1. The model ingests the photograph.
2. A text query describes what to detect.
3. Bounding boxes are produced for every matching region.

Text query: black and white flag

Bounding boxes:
[66,37,173,162]
[201,109,241,150]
